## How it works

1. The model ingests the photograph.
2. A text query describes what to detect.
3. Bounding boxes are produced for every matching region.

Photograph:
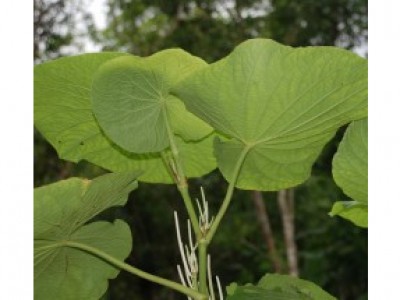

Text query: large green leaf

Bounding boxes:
[226,274,336,300]
[34,53,216,183]
[34,53,128,161]
[331,118,368,227]
[92,49,213,153]
[34,172,139,300]
[173,39,367,191]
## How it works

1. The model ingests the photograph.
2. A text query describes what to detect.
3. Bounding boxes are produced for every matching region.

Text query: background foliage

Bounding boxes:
[34,1,367,299]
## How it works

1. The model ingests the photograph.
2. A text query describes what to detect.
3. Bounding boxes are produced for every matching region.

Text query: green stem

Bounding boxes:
[206,146,251,243]
[178,186,201,240]
[64,241,207,300]
[198,241,208,295]
[160,151,176,181]
[162,107,201,240]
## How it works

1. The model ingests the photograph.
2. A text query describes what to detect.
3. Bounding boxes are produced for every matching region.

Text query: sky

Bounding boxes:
[88,0,108,30]
[77,0,108,52]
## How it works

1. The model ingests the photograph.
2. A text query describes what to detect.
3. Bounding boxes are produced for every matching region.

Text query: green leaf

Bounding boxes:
[331,118,367,227]
[34,172,139,300]
[92,49,213,153]
[35,221,130,300]
[329,201,368,227]
[85,134,216,184]
[34,53,216,183]
[226,274,336,300]
[258,274,336,300]
[226,286,311,300]
[173,39,367,191]
[332,118,368,203]
[34,52,128,161]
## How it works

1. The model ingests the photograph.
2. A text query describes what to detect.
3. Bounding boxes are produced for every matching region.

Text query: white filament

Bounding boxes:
[216,276,223,300]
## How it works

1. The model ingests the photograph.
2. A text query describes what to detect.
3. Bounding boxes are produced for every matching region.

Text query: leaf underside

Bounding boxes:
[174,39,368,191]
[91,49,213,153]
[332,118,368,203]
[34,52,216,183]
[34,172,139,300]
[331,118,368,227]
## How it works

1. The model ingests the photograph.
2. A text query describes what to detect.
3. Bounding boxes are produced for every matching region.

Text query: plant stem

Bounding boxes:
[162,107,201,240]
[160,151,176,181]
[64,240,207,300]
[198,241,208,295]
[178,186,201,239]
[206,146,251,243]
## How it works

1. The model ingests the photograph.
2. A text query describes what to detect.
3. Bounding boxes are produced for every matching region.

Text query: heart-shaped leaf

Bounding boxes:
[34,53,216,183]
[91,49,213,153]
[34,171,140,300]
[331,118,367,227]
[173,39,367,191]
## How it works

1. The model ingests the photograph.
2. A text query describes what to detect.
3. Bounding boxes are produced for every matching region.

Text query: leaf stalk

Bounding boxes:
[205,146,251,243]
[162,107,201,240]
[63,240,207,300]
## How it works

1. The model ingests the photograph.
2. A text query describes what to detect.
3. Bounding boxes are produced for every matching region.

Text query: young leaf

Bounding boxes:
[226,274,336,300]
[91,49,213,153]
[34,53,216,183]
[173,39,367,191]
[331,118,368,227]
[34,171,140,300]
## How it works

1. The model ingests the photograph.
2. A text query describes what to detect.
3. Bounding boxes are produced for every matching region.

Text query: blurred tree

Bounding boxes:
[97,0,367,60]
[266,0,367,49]
[34,0,73,61]
[98,0,269,60]
[34,0,98,62]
